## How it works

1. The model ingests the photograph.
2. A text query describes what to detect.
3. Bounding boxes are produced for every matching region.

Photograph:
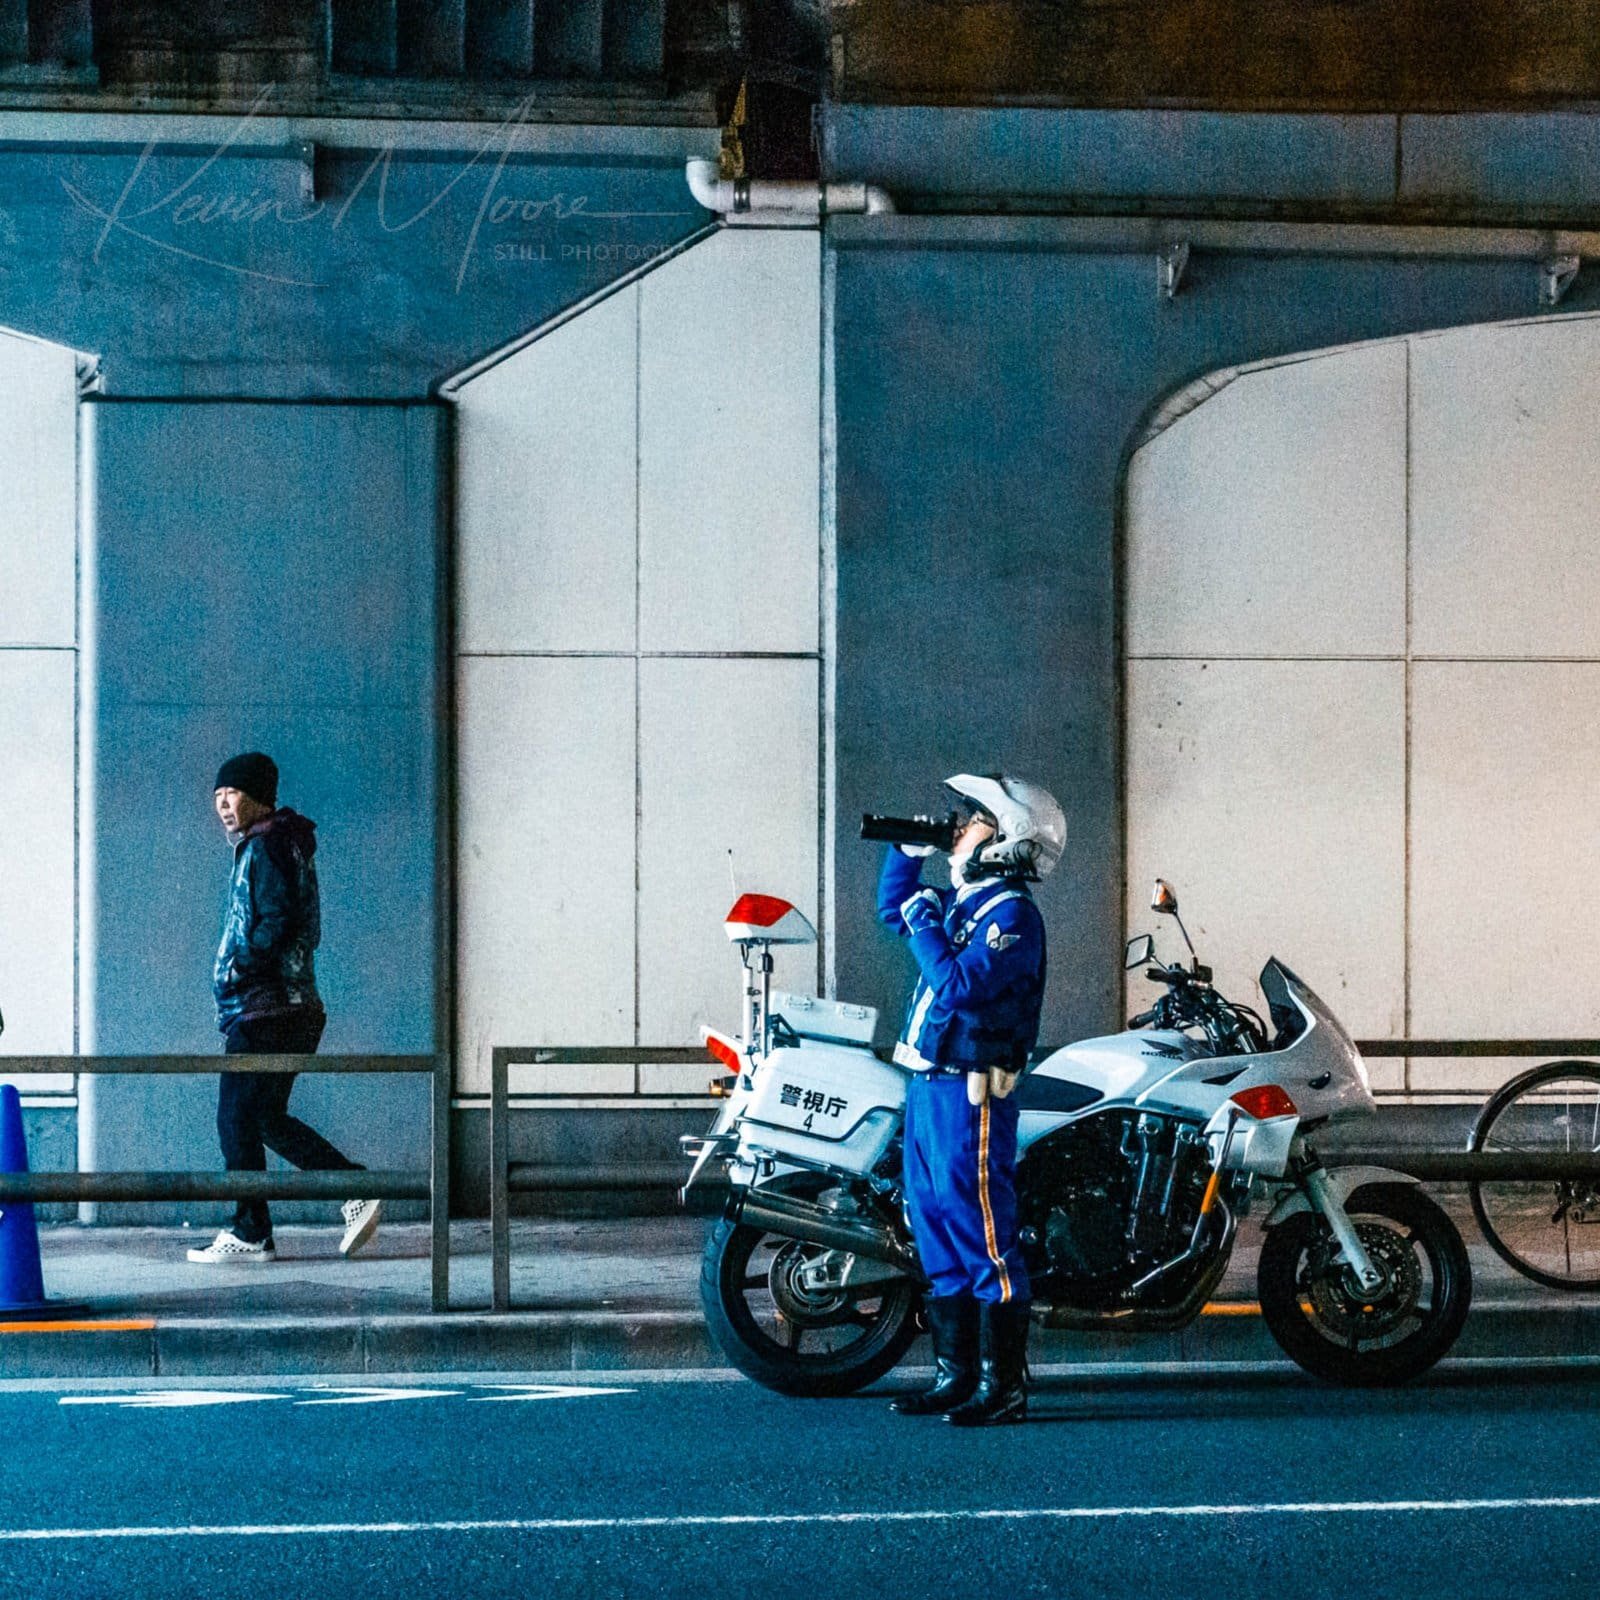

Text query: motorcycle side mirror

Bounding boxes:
[1124,934,1155,970]
[1151,879,1178,915]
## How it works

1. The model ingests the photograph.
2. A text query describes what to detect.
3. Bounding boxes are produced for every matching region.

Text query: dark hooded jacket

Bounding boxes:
[213,808,324,1032]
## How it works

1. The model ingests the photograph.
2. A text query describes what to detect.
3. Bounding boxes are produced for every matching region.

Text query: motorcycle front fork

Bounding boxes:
[1300,1166,1385,1293]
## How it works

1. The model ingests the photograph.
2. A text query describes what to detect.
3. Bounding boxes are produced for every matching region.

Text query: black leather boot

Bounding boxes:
[945,1300,1030,1427]
[891,1295,979,1416]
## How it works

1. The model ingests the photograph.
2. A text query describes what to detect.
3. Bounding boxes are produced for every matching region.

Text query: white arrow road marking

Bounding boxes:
[470,1384,635,1402]
[55,1383,632,1410]
[59,1391,289,1410]
[294,1388,459,1407]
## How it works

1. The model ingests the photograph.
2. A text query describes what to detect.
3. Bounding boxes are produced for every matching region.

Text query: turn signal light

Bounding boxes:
[705,1035,742,1074]
[1230,1084,1298,1120]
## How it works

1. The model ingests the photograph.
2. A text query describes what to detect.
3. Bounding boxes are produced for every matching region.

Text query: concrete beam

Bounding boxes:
[828,213,1600,265]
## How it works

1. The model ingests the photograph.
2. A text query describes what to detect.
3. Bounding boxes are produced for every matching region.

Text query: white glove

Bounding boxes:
[900,888,942,934]
[897,842,937,859]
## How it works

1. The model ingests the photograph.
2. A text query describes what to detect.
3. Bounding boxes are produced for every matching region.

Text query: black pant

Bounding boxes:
[219,1011,360,1243]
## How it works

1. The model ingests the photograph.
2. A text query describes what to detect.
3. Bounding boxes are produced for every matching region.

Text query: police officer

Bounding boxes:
[878,773,1064,1426]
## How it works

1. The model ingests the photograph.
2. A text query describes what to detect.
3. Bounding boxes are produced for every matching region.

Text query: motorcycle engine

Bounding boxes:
[1018,1109,1210,1287]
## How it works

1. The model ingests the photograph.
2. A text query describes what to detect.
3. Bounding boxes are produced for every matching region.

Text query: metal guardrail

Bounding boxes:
[0,1053,451,1311]
[1332,1152,1600,1181]
[488,1046,709,1312]
[484,1038,1600,1314]
[1355,1040,1600,1056]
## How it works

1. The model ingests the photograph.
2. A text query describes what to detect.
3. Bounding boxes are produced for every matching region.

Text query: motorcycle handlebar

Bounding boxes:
[860,812,960,852]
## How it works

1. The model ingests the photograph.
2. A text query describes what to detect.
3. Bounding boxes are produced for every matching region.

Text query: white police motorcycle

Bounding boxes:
[681,880,1471,1396]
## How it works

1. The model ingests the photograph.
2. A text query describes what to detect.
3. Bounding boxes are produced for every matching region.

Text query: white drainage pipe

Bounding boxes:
[686,157,895,218]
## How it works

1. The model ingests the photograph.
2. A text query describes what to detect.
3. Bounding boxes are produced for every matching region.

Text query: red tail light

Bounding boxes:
[705,1035,742,1075]
[1230,1084,1298,1120]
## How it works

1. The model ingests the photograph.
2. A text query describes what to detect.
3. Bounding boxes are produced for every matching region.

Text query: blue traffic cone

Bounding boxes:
[0,1083,83,1319]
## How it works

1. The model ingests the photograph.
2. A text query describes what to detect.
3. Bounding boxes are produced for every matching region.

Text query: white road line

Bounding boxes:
[10,1353,1600,1395]
[470,1384,635,1402]
[58,1392,290,1409]
[294,1389,459,1407]
[54,1384,632,1409]
[5,1497,1600,1541]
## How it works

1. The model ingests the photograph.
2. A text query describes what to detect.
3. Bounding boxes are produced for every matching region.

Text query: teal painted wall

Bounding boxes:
[86,400,442,1220]
[830,227,1600,1040]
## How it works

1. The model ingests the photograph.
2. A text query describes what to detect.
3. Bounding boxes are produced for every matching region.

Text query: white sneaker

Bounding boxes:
[186,1229,276,1264]
[340,1197,382,1257]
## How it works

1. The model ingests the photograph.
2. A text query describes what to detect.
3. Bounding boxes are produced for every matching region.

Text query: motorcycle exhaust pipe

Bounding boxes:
[737,1187,919,1273]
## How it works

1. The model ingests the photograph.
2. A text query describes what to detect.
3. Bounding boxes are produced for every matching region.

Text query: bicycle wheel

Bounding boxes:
[1469,1061,1600,1290]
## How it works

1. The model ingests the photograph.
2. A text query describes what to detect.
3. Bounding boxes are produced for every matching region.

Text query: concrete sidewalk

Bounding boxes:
[4,1204,1600,1378]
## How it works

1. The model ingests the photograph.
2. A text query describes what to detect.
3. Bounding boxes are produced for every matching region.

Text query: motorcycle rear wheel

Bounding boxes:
[700,1179,920,1398]
[1257,1182,1471,1386]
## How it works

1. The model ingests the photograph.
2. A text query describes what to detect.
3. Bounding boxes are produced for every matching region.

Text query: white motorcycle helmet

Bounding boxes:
[945,773,1066,883]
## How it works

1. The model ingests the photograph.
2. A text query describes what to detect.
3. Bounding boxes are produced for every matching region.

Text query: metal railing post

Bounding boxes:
[484,1045,709,1311]
[430,1048,452,1313]
[491,1046,509,1314]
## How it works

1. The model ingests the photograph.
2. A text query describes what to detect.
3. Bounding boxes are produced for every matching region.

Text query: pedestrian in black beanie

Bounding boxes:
[187,751,382,1263]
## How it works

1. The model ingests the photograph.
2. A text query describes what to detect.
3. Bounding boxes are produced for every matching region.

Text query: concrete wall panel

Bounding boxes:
[457,656,636,1095]
[0,331,77,648]
[1409,662,1600,1087]
[821,107,1400,205]
[1126,341,1407,659]
[1401,114,1600,213]
[1411,316,1600,658]
[1123,310,1600,1093]
[0,651,75,1091]
[453,229,826,1099]
[639,229,820,654]
[1125,660,1406,1078]
[456,287,638,654]
[638,657,819,1044]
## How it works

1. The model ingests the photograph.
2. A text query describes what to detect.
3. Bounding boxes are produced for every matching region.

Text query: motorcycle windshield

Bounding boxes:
[1259,958,1357,1057]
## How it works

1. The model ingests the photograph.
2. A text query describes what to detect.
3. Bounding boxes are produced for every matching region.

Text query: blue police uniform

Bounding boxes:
[877,845,1046,1304]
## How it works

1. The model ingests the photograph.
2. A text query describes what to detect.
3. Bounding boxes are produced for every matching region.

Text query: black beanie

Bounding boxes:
[214,751,278,807]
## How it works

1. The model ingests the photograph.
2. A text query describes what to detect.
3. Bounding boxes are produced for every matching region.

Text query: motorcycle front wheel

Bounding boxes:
[1257,1182,1472,1386]
[700,1178,920,1398]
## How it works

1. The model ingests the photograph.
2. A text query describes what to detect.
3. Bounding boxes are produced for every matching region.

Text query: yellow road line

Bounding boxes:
[1199,1303,1261,1317]
[0,1319,155,1333]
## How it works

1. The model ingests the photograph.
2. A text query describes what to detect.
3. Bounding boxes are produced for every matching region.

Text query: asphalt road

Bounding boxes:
[1,1360,1597,1599]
